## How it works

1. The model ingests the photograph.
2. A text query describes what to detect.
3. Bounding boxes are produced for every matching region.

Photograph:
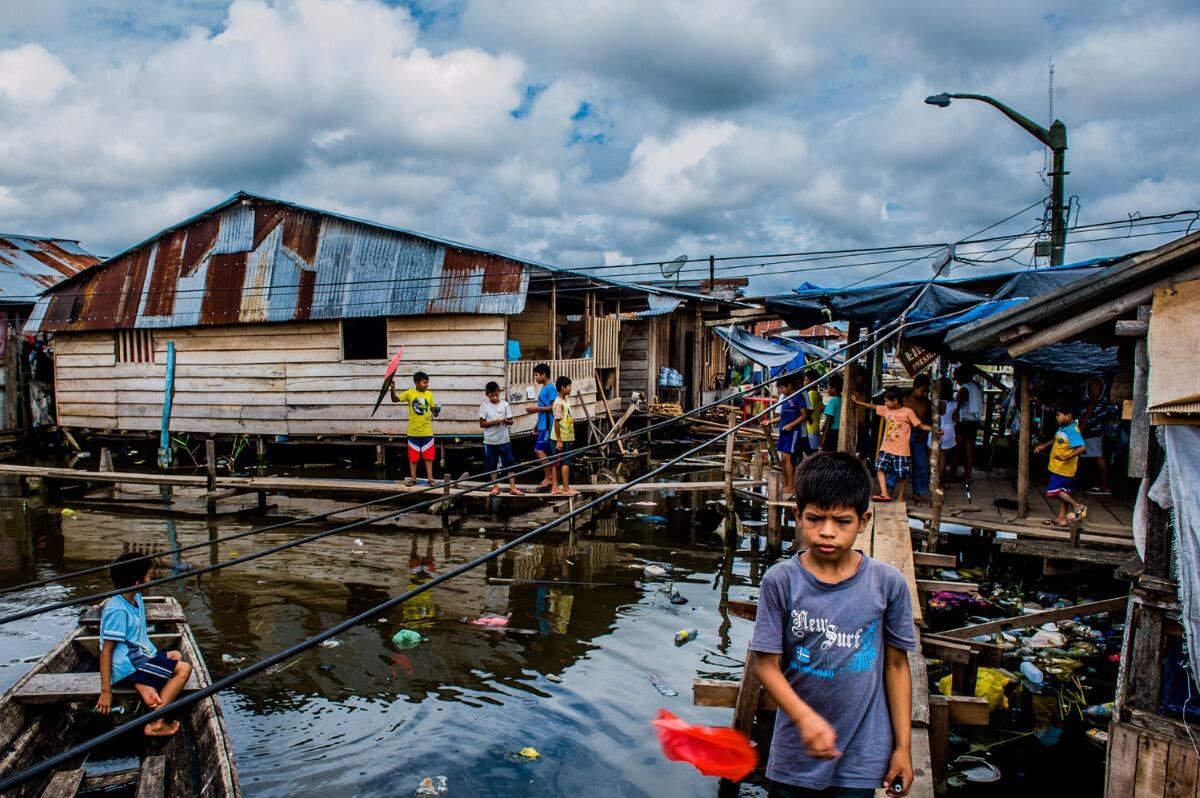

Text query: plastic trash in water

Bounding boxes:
[648,673,678,697]
[1084,702,1115,723]
[221,653,245,664]
[354,538,365,547]
[392,629,423,649]
[415,775,447,796]
[637,514,669,524]
[1085,728,1110,747]
[674,628,699,645]
[61,508,77,516]
[517,747,540,760]
[953,756,1001,783]
[1019,661,1044,684]
[652,708,757,780]
[470,616,510,627]
[320,639,342,648]
[668,591,688,606]
[643,564,669,578]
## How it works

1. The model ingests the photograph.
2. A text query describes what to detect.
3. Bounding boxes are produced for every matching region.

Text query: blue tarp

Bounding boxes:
[766,282,988,330]
[713,325,797,368]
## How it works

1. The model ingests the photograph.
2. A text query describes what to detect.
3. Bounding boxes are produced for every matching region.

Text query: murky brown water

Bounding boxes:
[0,464,766,797]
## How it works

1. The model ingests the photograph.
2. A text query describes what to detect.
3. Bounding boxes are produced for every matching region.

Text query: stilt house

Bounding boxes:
[27,193,738,441]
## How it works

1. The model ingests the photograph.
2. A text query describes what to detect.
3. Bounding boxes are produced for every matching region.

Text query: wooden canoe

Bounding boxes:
[0,596,240,798]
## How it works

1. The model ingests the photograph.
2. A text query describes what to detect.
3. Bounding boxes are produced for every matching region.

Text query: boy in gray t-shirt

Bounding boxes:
[751,452,916,797]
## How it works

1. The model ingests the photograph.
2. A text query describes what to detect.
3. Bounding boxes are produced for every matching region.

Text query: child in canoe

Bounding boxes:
[96,553,193,736]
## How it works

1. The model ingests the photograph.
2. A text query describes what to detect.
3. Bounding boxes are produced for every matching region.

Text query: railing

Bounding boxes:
[507,358,596,393]
[591,317,620,369]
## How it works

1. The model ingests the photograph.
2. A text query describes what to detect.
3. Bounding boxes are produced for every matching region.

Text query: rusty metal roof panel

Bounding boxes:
[0,234,99,306]
[26,191,690,331]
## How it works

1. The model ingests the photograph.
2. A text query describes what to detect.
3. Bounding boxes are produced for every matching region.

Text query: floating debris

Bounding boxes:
[648,672,678,697]
[469,616,510,627]
[674,628,699,645]
[392,629,423,649]
[221,653,245,665]
[319,639,342,648]
[415,775,447,796]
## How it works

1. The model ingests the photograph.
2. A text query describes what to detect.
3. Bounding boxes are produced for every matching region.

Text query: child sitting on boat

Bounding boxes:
[96,553,193,737]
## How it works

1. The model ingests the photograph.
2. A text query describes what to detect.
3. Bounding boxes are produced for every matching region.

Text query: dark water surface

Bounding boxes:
[0,470,764,797]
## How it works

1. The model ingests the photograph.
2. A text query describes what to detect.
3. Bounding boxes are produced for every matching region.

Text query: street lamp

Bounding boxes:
[925,92,1068,266]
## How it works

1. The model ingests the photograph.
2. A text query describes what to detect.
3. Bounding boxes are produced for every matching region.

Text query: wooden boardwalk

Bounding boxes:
[907,469,1136,548]
[0,464,761,500]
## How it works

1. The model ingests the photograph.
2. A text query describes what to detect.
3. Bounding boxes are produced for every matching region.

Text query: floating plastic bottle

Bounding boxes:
[392,629,423,649]
[675,628,699,645]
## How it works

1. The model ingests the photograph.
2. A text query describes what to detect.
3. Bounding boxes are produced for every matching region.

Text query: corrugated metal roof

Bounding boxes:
[637,295,684,317]
[29,191,741,332]
[0,235,98,305]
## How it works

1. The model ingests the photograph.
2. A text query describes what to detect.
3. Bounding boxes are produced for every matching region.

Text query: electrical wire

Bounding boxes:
[0,319,905,794]
[0,319,902,624]
[14,211,1196,311]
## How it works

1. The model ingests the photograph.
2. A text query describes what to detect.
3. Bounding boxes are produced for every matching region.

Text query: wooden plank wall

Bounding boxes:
[54,316,605,439]
[619,320,650,400]
[508,296,552,361]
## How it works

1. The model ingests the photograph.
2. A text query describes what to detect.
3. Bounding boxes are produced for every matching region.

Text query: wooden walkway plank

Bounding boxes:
[0,464,761,498]
[134,756,166,798]
[39,769,84,798]
[870,499,923,625]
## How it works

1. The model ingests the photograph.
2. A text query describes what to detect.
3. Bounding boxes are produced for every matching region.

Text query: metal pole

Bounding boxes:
[708,254,715,292]
[1017,369,1032,519]
[1049,136,1068,266]
[158,341,176,469]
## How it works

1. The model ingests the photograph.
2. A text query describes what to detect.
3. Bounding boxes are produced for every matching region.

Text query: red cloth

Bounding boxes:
[652,709,757,780]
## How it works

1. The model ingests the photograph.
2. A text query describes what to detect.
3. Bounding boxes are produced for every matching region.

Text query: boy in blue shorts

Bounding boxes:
[524,363,557,492]
[769,375,810,499]
[392,371,441,486]
[752,453,916,797]
[480,381,522,496]
[96,552,193,736]
[1034,406,1088,527]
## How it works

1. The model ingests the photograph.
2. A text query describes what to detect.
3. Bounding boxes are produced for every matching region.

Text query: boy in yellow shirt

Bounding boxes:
[550,376,578,496]
[1034,407,1087,526]
[391,371,441,485]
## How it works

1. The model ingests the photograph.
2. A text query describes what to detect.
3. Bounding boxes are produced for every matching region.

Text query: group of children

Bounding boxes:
[770,370,845,497]
[389,364,580,496]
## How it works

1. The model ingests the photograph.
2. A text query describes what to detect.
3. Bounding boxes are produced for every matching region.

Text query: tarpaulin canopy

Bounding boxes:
[713,325,797,368]
[765,282,987,330]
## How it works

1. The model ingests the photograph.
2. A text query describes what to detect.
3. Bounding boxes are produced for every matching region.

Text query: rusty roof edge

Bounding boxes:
[36,190,746,308]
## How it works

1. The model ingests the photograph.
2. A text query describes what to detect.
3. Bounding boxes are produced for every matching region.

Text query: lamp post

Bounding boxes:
[925,92,1068,266]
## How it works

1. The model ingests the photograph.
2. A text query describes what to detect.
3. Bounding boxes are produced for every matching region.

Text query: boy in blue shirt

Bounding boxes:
[95,552,193,736]
[751,452,916,796]
[769,375,810,499]
[524,363,557,492]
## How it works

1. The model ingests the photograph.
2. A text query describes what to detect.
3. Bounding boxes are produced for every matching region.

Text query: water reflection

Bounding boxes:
[0,472,761,797]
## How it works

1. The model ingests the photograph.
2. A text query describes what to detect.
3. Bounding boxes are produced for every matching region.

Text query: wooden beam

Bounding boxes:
[838,322,860,454]
[1008,262,1200,357]
[928,694,990,726]
[927,363,944,550]
[1114,319,1149,337]
[40,769,85,798]
[1128,306,1151,478]
[937,596,1128,639]
[998,324,1035,343]
[1017,368,1031,519]
[134,756,166,798]
[916,579,980,594]
[693,677,778,710]
[913,552,957,568]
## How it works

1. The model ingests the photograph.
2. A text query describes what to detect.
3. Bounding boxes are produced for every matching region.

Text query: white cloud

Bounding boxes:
[0,44,73,104]
[0,0,1196,293]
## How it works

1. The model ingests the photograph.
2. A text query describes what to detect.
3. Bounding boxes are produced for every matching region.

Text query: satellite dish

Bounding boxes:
[660,254,687,281]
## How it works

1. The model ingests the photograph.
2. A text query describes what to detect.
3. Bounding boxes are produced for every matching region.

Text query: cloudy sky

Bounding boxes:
[1,0,1197,293]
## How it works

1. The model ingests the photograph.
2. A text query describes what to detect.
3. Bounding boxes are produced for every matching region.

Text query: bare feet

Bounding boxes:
[509,487,523,496]
[134,683,162,708]
[144,719,180,737]
[533,482,552,492]
[490,486,500,496]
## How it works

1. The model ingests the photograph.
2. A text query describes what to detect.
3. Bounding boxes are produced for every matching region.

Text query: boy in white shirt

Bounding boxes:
[479,381,522,496]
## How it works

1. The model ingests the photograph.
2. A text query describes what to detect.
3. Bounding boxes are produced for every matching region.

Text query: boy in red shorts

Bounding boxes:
[392,371,441,485]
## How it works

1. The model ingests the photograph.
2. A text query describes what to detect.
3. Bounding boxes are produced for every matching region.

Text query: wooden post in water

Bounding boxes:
[375,444,386,468]
[99,447,114,499]
[1016,368,1031,519]
[256,436,267,468]
[3,328,18,433]
[838,322,860,454]
[724,408,737,504]
[205,438,217,518]
[766,470,782,552]
[1127,305,1151,478]
[927,366,944,551]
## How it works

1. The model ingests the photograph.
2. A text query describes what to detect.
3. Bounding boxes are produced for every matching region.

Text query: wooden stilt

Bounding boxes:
[99,447,115,499]
[929,697,950,796]
[838,322,860,454]
[205,439,217,518]
[724,409,737,504]
[927,363,944,551]
[375,444,386,468]
[766,471,782,552]
[1016,368,1031,519]
[256,436,266,468]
